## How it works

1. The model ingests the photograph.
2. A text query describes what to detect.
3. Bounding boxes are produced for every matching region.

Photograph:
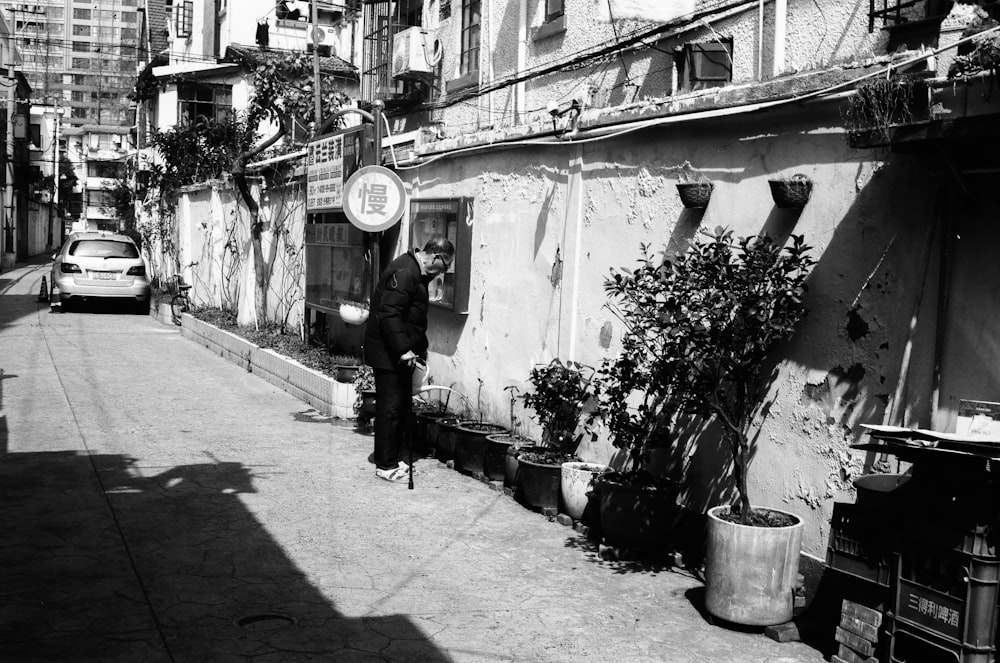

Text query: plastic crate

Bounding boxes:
[827,502,895,588]
[893,544,1000,650]
[887,617,994,663]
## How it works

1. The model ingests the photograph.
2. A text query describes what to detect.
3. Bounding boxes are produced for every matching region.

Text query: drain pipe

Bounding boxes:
[516,0,527,123]
[773,0,787,78]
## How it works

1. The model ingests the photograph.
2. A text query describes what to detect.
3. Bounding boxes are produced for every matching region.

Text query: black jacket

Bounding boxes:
[364,251,431,370]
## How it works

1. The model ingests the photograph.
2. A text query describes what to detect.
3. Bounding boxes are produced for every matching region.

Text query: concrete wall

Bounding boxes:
[171,177,307,331]
[390,96,975,557]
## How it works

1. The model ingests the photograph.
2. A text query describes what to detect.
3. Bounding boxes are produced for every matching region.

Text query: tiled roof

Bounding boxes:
[224,43,358,80]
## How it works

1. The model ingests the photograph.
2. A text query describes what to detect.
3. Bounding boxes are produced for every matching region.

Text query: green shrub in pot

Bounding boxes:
[597,228,815,623]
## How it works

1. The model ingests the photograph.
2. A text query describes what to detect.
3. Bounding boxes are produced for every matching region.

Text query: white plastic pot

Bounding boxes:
[339,303,369,326]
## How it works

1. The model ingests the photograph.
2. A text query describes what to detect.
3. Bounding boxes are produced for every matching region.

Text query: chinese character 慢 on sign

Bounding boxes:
[359,183,388,215]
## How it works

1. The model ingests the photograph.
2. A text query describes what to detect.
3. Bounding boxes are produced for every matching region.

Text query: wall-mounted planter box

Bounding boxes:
[768,177,813,209]
[676,182,714,208]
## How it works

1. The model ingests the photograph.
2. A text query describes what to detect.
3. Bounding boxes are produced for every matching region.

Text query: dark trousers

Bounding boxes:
[373,364,413,470]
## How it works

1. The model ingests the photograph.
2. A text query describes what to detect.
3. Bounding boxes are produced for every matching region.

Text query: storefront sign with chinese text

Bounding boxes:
[342,166,406,232]
[306,133,344,212]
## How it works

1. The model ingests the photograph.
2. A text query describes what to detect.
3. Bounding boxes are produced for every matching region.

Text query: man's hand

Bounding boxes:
[399,351,418,367]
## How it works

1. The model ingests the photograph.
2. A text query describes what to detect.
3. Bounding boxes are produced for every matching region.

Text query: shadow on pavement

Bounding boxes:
[0,451,450,662]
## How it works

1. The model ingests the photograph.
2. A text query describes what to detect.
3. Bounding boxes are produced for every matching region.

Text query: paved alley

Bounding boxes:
[0,258,829,662]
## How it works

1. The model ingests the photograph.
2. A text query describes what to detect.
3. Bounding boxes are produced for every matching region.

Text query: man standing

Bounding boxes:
[364,237,455,482]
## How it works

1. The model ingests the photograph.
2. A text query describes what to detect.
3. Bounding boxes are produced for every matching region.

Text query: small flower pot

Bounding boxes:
[561,462,610,522]
[334,365,361,383]
[676,182,714,208]
[453,421,508,475]
[516,455,563,511]
[339,303,369,326]
[435,417,462,461]
[487,433,535,484]
[414,410,451,455]
[768,177,812,208]
[358,390,377,418]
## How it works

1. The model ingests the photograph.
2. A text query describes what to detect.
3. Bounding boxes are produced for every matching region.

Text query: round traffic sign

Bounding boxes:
[342,166,406,232]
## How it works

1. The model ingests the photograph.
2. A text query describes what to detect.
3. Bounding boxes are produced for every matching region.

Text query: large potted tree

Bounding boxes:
[602,228,815,625]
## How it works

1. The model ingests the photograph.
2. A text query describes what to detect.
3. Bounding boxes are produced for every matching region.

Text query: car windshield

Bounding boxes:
[69,240,139,259]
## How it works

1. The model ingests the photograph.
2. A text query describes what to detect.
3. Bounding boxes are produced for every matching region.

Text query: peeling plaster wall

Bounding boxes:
[397,97,964,556]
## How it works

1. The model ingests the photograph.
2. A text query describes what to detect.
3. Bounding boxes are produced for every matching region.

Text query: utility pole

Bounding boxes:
[311,0,321,133]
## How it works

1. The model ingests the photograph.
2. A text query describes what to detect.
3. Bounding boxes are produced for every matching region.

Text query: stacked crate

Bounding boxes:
[834,600,882,663]
[885,519,999,663]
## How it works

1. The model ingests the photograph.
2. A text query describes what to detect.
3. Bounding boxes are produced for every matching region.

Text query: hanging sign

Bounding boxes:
[342,165,406,232]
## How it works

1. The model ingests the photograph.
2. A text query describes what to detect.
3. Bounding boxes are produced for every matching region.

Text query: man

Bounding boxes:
[364,237,455,482]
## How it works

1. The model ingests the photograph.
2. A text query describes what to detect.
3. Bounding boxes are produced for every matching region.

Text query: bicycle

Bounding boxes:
[170,278,192,326]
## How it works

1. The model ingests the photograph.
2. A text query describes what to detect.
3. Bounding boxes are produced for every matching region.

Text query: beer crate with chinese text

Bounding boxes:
[890,519,1000,657]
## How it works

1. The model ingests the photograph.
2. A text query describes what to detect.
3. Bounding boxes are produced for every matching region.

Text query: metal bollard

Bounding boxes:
[37,276,48,302]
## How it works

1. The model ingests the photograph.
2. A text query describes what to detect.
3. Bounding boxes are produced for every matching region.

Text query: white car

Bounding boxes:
[50,231,151,313]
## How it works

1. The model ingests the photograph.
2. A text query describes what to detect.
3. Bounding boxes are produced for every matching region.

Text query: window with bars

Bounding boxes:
[360,0,425,104]
[459,0,479,76]
[177,83,232,126]
[175,0,193,38]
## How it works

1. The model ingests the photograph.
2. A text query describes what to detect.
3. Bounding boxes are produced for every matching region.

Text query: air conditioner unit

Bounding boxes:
[391,27,436,80]
[309,24,337,46]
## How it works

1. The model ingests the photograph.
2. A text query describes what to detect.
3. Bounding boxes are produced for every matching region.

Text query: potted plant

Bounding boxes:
[843,73,928,147]
[353,364,376,427]
[339,300,370,326]
[486,386,537,485]
[516,359,592,511]
[452,381,508,475]
[330,354,363,383]
[589,263,691,550]
[675,161,714,209]
[767,173,813,209]
[601,228,815,625]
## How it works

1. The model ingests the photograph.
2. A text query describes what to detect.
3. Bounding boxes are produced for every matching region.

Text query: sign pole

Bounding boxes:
[370,100,384,301]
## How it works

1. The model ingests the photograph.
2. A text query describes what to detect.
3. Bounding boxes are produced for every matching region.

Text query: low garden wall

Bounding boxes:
[152,308,357,419]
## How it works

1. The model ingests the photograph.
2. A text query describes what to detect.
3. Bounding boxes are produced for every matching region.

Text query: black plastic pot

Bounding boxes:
[486,434,534,484]
[434,417,462,461]
[516,454,563,510]
[594,474,680,550]
[359,390,377,418]
[453,422,508,475]
[414,410,451,457]
[334,365,361,383]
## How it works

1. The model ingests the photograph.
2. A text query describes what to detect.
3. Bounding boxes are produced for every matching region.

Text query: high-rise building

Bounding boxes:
[1,0,139,127]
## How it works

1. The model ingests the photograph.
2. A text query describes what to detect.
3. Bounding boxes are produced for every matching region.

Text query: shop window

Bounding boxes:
[177,83,232,126]
[677,39,733,92]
